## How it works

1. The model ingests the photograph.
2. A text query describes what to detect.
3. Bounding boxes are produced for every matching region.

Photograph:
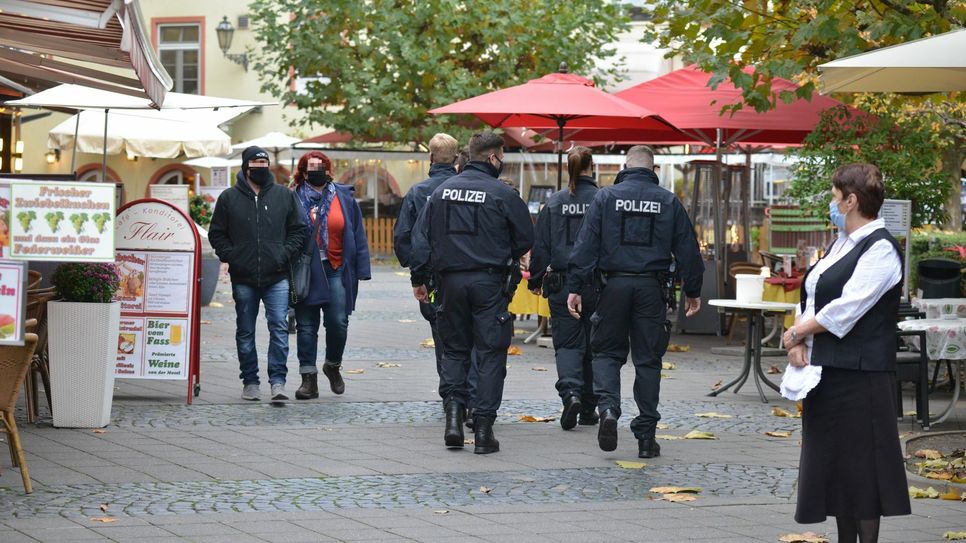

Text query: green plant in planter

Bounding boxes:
[189,193,214,228]
[51,263,120,303]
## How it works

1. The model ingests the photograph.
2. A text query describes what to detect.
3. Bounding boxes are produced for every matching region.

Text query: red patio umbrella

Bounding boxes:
[428,67,681,188]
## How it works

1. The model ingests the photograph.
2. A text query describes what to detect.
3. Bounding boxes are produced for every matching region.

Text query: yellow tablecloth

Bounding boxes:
[508,281,551,317]
[762,283,799,328]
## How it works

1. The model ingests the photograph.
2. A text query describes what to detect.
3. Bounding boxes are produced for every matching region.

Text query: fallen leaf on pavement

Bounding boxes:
[376,362,400,368]
[200,320,212,325]
[420,338,435,348]
[940,489,963,501]
[695,412,732,419]
[479,486,492,495]
[772,406,800,418]
[796,402,803,415]
[945,531,966,540]
[519,415,555,423]
[767,365,783,374]
[93,429,106,434]
[909,486,940,499]
[532,367,548,372]
[765,431,793,438]
[666,344,689,352]
[779,532,829,543]
[513,328,528,335]
[464,439,475,445]
[89,517,117,523]
[398,319,416,323]
[914,449,943,460]
[649,486,701,494]
[925,471,955,481]
[433,510,450,515]
[662,362,676,370]
[656,434,683,440]
[344,369,365,375]
[656,423,670,430]
[683,430,717,440]
[660,373,674,379]
[208,302,224,308]
[710,380,723,391]
[615,460,647,469]
[661,494,697,502]
[99,504,109,512]
[507,346,522,355]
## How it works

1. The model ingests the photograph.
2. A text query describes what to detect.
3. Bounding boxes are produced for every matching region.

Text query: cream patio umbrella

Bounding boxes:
[818,28,966,93]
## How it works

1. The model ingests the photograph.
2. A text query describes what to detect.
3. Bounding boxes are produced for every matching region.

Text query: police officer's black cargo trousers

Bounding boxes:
[547,287,598,408]
[420,299,478,404]
[590,276,670,439]
[437,271,512,418]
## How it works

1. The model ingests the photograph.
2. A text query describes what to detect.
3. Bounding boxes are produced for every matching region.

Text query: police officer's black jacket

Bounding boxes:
[208,172,306,288]
[528,175,598,291]
[393,162,456,274]
[410,161,534,281]
[567,167,704,298]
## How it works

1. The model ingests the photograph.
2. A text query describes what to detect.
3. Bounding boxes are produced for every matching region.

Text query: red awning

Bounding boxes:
[562,65,858,146]
[0,0,172,106]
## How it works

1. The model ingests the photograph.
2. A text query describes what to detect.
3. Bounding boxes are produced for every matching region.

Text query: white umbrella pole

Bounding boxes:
[69,111,80,173]
[101,108,109,182]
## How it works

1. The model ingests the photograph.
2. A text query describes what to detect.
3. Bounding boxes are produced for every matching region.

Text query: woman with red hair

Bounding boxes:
[290,151,371,399]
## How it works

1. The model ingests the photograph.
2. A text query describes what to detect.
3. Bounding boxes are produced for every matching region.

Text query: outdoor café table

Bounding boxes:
[708,299,798,403]
[911,298,966,320]
[896,317,966,424]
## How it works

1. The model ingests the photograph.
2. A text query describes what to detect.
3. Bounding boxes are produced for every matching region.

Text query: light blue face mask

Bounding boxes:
[829,198,846,230]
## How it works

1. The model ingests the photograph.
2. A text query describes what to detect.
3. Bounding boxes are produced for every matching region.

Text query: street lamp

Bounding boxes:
[215,16,248,71]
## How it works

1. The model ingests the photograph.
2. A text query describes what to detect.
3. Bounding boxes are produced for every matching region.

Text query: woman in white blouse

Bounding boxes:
[782,163,910,543]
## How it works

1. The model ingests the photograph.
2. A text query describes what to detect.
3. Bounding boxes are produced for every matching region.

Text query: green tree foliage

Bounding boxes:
[249,0,629,145]
[788,98,951,227]
[644,1,963,114]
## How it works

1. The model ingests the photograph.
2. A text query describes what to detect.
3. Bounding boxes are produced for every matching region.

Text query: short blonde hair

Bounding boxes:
[428,133,458,164]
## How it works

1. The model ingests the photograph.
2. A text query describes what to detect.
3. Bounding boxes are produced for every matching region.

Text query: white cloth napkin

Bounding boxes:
[779,364,822,401]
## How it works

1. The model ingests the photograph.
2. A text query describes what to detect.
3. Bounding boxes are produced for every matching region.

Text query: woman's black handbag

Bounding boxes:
[289,206,323,307]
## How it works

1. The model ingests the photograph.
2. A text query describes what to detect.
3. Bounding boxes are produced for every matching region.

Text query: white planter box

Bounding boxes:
[48,301,121,428]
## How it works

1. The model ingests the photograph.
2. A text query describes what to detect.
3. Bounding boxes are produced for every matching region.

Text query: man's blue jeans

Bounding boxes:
[232,279,290,386]
[295,262,349,373]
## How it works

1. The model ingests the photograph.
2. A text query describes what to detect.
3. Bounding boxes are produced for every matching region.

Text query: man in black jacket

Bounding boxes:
[208,146,306,401]
[410,132,534,454]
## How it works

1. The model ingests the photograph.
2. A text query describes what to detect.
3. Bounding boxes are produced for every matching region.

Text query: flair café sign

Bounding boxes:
[115,201,195,251]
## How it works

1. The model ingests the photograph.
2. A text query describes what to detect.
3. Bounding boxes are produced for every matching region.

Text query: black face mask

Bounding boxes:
[491,155,504,176]
[306,170,332,187]
[248,167,274,187]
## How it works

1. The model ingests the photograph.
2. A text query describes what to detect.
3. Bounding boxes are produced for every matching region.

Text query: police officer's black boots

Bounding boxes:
[473,416,500,454]
[638,437,661,459]
[560,394,582,431]
[444,401,465,448]
[578,407,600,426]
[597,409,619,452]
[295,373,318,400]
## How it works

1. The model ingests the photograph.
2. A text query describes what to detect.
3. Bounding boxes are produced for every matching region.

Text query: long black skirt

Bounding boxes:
[795,366,912,523]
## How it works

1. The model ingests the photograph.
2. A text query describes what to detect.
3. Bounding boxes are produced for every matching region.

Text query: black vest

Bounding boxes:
[801,228,903,371]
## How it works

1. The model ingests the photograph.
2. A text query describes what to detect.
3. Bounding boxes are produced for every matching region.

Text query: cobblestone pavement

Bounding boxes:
[1,266,963,543]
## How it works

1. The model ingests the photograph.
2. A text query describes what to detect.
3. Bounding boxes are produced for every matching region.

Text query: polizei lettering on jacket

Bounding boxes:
[561,203,588,216]
[442,189,487,204]
[615,199,661,213]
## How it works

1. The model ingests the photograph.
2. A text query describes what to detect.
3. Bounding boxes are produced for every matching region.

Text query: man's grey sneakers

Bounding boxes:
[271,383,289,401]
[242,384,260,401]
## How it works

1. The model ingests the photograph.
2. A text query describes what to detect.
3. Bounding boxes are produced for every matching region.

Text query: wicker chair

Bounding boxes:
[0,333,39,493]
[23,293,54,423]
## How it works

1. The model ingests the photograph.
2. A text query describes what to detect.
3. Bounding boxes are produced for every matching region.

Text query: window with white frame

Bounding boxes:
[158,24,200,95]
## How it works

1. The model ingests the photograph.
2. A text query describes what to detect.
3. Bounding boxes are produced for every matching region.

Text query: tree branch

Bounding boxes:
[877,0,915,16]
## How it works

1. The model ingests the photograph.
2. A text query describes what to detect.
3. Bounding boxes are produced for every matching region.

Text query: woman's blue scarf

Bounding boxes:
[297,182,337,256]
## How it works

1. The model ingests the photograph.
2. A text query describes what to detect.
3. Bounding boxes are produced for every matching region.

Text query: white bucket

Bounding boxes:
[735,274,765,303]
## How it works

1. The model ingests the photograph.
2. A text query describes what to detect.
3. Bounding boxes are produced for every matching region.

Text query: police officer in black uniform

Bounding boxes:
[528,146,600,431]
[411,132,533,454]
[567,145,703,458]
[394,133,460,379]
